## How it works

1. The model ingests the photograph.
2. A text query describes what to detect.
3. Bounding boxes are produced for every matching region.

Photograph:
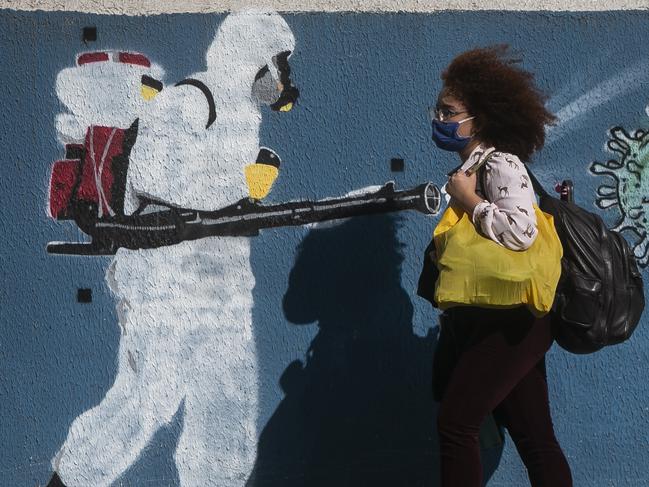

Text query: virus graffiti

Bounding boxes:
[590,126,649,267]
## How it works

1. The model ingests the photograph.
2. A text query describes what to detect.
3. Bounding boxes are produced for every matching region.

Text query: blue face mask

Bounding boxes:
[431,116,475,152]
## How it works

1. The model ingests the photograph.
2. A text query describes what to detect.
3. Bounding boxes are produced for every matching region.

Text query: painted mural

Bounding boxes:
[43,9,439,487]
[47,11,299,487]
[591,123,649,267]
[3,7,649,487]
[46,16,436,256]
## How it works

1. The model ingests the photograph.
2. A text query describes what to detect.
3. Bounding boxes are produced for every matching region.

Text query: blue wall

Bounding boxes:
[1,9,649,486]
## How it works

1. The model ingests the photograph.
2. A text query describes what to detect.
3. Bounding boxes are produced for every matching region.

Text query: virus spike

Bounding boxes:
[608,139,630,156]
[611,221,632,233]
[590,160,622,175]
[595,197,619,209]
[596,185,617,196]
[590,168,617,180]
[611,214,639,234]
[604,158,624,169]
[610,126,633,145]
[632,235,649,266]
[627,206,645,219]
[640,133,649,149]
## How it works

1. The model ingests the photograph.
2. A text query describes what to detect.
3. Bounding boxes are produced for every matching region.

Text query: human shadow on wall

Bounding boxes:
[248,216,416,487]
[248,214,436,486]
[248,214,503,487]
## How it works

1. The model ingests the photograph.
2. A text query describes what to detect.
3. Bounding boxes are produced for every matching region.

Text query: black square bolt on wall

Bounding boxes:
[77,288,92,303]
[83,27,97,42]
[391,158,405,172]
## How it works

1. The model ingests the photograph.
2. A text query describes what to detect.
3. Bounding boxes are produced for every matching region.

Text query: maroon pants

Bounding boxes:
[435,307,572,487]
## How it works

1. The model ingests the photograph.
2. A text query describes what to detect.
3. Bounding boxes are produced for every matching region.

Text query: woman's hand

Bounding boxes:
[446,170,483,214]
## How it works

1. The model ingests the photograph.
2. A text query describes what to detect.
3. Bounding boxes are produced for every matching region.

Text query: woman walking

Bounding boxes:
[420,45,573,486]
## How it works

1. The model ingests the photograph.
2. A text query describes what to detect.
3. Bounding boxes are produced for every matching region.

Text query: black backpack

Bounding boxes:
[527,169,645,354]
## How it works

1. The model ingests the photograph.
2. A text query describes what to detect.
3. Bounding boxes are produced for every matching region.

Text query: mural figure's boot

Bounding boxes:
[45,472,66,487]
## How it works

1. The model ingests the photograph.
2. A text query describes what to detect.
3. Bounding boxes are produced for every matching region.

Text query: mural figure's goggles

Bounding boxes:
[254,50,299,112]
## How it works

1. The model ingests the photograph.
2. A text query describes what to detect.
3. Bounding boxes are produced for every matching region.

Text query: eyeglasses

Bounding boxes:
[428,105,469,122]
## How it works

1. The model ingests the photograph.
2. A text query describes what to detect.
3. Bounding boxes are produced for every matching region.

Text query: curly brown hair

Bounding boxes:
[441,45,556,162]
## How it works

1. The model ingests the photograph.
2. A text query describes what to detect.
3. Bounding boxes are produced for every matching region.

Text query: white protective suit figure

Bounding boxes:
[49,10,298,487]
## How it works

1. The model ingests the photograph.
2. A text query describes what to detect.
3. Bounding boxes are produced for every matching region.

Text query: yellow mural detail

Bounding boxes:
[140,84,160,101]
[245,163,279,200]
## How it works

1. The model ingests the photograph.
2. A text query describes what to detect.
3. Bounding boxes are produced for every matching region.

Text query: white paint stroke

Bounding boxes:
[546,59,649,146]
[3,0,649,14]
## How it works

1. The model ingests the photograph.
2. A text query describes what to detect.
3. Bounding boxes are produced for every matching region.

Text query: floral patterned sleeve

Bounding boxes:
[470,152,538,251]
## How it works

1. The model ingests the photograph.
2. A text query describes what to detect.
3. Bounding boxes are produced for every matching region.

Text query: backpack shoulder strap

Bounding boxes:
[476,149,497,202]
[478,163,488,201]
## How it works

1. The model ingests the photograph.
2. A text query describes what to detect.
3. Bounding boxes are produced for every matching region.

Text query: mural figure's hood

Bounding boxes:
[203,9,296,93]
